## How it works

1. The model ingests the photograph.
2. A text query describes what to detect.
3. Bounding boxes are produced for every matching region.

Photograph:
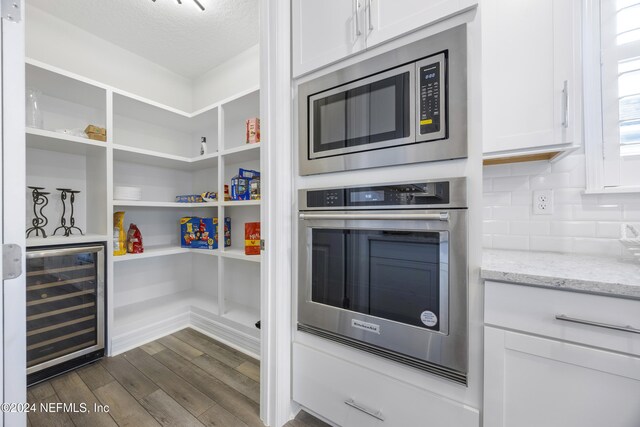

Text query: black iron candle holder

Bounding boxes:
[53,188,70,236]
[26,186,49,238]
[53,188,83,236]
[67,189,83,235]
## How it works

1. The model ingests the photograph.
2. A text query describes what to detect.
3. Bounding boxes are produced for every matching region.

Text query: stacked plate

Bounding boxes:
[114,186,142,201]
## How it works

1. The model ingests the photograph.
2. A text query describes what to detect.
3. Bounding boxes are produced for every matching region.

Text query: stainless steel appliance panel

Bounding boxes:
[297,178,468,383]
[298,25,467,175]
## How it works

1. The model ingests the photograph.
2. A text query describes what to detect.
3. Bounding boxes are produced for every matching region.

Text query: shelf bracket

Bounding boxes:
[260,239,265,251]
[3,244,22,280]
[1,0,21,23]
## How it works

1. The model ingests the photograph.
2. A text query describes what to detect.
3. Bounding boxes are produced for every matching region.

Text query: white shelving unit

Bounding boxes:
[25,59,262,358]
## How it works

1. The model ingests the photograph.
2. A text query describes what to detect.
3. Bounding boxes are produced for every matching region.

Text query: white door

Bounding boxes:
[482,0,577,155]
[484,327,640,427]
[1,2,27,426]
[366,0,474,48]
[292,0,365,78]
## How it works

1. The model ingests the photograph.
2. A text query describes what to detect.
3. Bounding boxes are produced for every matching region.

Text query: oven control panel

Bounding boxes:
[306,182,450,208]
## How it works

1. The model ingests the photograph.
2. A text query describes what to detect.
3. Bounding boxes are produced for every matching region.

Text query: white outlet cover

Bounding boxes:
[533,190,553,215]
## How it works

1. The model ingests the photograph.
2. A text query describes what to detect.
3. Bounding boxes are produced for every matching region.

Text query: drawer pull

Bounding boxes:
[555,314,640,335]
[344,399,384,421]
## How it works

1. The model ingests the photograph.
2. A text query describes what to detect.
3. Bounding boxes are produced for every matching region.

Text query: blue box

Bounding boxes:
[180,217,230,250]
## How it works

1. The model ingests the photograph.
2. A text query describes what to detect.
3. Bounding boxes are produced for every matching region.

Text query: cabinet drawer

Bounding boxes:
[292,343,479,427]
[485,281,640,356]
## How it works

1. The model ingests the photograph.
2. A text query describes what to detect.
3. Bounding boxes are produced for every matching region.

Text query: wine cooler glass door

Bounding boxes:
[26,245,104,374]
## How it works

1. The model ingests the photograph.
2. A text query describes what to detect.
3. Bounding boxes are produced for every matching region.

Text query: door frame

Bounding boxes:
[1,1,27,426]
[260,0,294,425]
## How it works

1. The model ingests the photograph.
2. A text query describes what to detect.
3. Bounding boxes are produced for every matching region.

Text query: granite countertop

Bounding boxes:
[481,249,640,300]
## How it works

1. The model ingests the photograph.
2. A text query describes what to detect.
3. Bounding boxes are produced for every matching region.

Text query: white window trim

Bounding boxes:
[583,0,640,193]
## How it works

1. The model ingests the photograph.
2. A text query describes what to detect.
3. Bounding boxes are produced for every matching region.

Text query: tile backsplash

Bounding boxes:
[483,152,640,258]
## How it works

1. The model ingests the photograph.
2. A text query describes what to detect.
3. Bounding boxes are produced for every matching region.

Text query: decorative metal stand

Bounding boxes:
[53,188,83,236]
[26,186,50,238]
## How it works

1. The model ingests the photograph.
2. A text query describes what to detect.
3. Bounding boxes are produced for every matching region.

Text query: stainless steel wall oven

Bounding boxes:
[298,25,467,175]
[298,178,468,384]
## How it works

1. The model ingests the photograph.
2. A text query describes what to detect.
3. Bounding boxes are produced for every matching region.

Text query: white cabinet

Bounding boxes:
[482,0,580,159]
[484,328,640,427]
[292,0,477,77]
[366,0,475,48]
[484,281,640,427]
[292,0,364,78]
[293,343,480,427]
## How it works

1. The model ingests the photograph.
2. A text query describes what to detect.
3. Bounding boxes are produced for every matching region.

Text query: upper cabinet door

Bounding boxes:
[366,0,474,48]
[482,0,579,155]
[292,0,366,78]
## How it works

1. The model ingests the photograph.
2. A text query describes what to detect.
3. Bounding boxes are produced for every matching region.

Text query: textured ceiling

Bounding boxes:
[27,0,259,79]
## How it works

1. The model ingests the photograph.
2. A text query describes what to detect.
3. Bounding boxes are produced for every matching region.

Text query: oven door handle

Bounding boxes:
[298,212,449,221]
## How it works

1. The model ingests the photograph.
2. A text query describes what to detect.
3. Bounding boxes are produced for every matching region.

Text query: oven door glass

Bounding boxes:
[309,65,413,159]
[311,228,447,332]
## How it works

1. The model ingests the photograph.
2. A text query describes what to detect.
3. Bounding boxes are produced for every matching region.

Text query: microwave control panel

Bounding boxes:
[417,52,447,140]
[305,182,450,208]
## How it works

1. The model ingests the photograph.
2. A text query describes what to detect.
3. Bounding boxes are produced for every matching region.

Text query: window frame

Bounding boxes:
[584,0,640,193]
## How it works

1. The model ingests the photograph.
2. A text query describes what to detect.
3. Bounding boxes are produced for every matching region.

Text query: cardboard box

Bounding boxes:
[245,222,260,255]
[86,132,107,142]
[180,217,231,250]
[245,118,260,144]
[85,125,106,135]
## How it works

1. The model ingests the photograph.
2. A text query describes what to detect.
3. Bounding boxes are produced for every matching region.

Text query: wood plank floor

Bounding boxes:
[27,328,329,427]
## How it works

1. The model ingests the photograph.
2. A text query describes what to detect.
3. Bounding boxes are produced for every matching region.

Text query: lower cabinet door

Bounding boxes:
[293,343,479,427]
[484,326,640,427]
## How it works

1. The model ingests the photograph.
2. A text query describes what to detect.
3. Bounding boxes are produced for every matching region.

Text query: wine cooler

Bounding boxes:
[26,244,105,385]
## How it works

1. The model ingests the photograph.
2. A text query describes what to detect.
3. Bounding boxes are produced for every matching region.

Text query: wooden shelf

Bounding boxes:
[113,144,218,171]
[220,249,261,263]
[113,246,220,262]
[27,234,109,248]
[222,143,260,163]
[222,200,261,207]
[113,246,192,262]
[113,200,219,208]
[26,128,106,156]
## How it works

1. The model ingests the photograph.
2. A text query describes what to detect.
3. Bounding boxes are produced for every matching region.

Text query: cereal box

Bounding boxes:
[180,217,231,250]
[245,222,260,255]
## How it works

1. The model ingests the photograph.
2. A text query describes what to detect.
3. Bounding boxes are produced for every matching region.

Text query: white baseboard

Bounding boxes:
[109,307,260,358]
[110,312,190,356]
[190,310,260,359]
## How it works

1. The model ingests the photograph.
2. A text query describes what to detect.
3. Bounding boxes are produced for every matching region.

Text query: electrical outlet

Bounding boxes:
[533,190,553,215]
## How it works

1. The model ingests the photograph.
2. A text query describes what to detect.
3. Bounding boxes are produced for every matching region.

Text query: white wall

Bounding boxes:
[192,44,260,110]
[483,152,640,258]
[25,5,193,111]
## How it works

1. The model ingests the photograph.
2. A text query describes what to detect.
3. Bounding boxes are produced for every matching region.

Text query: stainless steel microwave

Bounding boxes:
[297,178,468,384]
[298,25,467,175]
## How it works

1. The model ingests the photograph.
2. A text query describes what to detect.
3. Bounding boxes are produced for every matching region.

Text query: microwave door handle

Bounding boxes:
[299,212,449,221]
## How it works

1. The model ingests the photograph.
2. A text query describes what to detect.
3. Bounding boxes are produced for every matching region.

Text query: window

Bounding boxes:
[585,0,640,191]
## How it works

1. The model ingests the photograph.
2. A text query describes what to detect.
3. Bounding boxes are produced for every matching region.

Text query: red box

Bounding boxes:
[245,222,260,255]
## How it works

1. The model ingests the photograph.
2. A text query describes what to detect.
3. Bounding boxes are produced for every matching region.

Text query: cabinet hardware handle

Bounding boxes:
[299,212,449,221]
[555,314,640,335]
[344,399,384,421]
[367,0,373,31]
[355,0,362,37]
[562,80,569,129]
